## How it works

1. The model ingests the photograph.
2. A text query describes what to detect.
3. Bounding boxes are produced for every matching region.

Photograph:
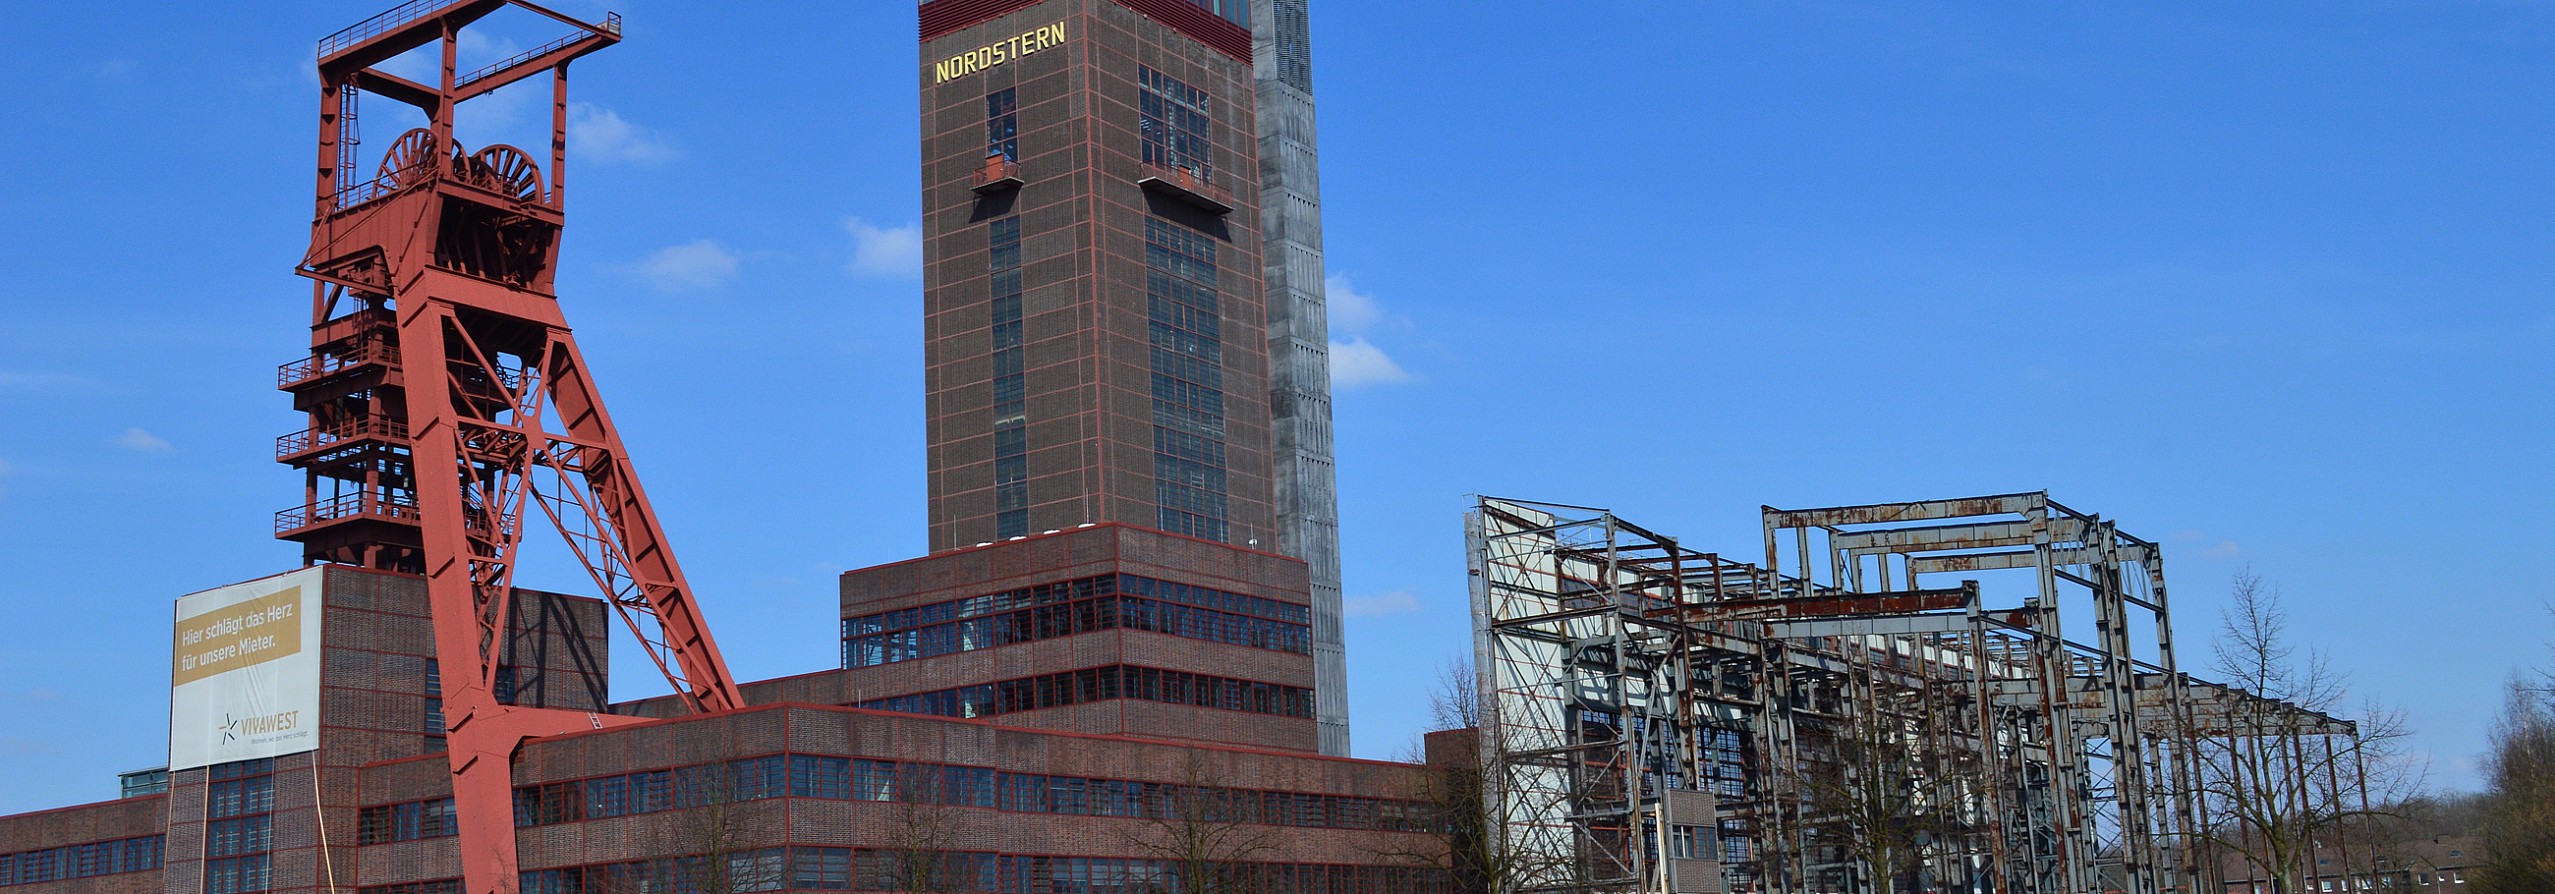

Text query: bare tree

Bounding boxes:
[2190,571,2423,894]
[2474,675,2555,892]
[1799,671,1985,894]
[868,763,957,893]
[1382,658,1581,894]
[1126,754,1274,894]
[666,762,783,894]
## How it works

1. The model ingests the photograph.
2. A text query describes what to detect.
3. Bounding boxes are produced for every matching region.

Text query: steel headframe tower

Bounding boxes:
[281,4,744,893]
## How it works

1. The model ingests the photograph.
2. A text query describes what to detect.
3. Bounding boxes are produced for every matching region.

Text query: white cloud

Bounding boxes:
[1344,591,1424,617]
[2169,530,2242,560]
[844,218,923,278]
[569,102,677,165]
[1322,274,1411,388]
[1329,338,1410,389]
[635,240,739,291]
[1325,273,1385,334]
[116,428,172,452]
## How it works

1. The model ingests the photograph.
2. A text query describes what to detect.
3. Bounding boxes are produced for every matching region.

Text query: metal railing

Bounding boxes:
[275,492,421,535]
[275,418,412,460]
[1137,161,1232,211]
[972,156,1024,192]
[456,13,621,88]
[318,0,455,61]
[452,359,525,396]
[278,341,402,389]
[332,173,401,211]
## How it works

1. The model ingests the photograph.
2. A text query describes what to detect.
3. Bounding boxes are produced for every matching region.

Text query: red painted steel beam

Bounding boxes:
[300,7,741,894]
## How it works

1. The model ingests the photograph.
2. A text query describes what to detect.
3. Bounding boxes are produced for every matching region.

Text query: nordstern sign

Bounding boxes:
[933,22,1066,84]
[170,568,324,771]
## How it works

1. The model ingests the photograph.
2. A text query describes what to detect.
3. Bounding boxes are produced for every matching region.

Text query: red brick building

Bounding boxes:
[0,2,1444,893]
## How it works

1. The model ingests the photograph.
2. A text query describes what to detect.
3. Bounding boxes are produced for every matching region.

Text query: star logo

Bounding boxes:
[218,714,242,743]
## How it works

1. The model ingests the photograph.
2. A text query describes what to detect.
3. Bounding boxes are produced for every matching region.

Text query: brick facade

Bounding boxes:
[835,525,1318,752]
[922,0,1277,553]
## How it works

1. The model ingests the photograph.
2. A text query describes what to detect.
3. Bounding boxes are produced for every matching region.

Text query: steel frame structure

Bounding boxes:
[281,4,745,894]
[1467,494,2357,894]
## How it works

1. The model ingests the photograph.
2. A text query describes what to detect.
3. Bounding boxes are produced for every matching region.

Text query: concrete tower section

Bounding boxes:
[1249,0,1351,756]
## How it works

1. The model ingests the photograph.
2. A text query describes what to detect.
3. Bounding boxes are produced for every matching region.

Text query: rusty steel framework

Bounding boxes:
[279,4,744,894]
[1466,494,2358,894]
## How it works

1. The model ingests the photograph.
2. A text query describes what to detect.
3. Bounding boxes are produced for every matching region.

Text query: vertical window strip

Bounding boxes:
[989,217,1028,538]
[204,759,275,894]
[1144,218,1229,542]
[985,89,1018,162]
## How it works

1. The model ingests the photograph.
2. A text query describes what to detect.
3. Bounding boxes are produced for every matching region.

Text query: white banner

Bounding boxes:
[170,567,324,771]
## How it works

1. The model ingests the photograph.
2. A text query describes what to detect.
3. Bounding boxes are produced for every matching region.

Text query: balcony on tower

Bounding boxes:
[972,153,1023,194]
[1137,161,1231,214]
[276,416,412,464]
[278,337,401,391]
[275,491,420,538]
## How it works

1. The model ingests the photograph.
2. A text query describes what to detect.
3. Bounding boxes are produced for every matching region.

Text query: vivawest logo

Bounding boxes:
[219,710,303,744]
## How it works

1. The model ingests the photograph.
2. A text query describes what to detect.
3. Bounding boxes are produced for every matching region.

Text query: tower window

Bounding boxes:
[986,88,1017,162]
[1179,0,1251,28]
[1138,67,1212,184]
[1144,217,1227,542]
[990,217,1028,538]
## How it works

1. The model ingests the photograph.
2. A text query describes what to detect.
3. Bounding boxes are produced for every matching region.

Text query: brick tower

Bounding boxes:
[831,0,1324,753]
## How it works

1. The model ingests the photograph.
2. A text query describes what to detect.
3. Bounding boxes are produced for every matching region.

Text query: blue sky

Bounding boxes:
[1,1,2549,813]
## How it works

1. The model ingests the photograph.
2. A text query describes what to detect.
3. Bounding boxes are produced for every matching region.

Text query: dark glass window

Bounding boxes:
[1138,67,1213,183]
[853,664,1310,721]
[0,837,163,885]
[498,852,1445,894]
[988,217,1029,538]
[357,882,460,894]
[1144,218,1228,541]
[839,574,1310,669]
[422,660,444,753]
[1184,0,1251,27]
[985,89,1017,162]
[204,759,276,894]
[352,797,456,844]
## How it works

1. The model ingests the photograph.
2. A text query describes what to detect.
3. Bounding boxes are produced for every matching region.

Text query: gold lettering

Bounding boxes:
[928,22,1067,83]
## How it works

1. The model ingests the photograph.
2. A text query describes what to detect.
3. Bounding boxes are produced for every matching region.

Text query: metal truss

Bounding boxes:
[1468,494,2358,894]
[285,5,745,894]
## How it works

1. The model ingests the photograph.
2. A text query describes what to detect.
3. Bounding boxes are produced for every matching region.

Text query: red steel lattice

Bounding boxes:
[282,4,743,894]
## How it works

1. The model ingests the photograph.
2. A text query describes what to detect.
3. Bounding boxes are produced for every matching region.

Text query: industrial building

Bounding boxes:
[0,1,1438,894]
[1466,496,2373,894]
[0,3,2390,894]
